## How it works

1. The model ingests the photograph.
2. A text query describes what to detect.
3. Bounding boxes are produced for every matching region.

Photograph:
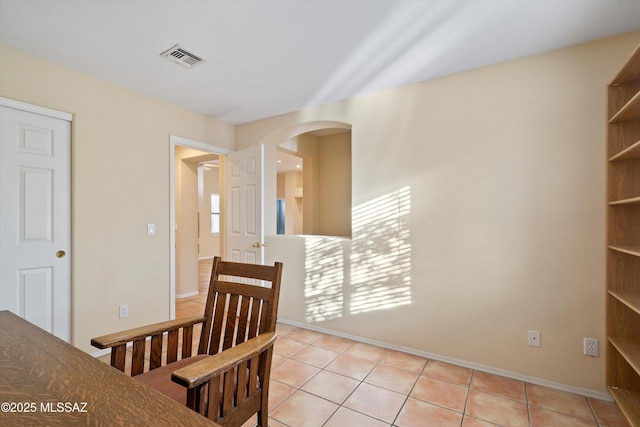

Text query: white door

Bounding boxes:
[225,144,276,264]
[0,100,71,342]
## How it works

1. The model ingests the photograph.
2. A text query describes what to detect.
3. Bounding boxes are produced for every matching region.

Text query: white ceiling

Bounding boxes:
[1,0,639,125]
[278,150,304,173]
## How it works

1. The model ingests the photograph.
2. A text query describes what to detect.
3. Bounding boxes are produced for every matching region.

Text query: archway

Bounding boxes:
[261,121,352,237]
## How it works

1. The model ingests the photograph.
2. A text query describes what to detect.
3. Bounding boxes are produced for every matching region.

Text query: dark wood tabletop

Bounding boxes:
[0,310,218,426]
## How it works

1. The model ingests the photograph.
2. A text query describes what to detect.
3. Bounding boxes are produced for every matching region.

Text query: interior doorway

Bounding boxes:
[198,161,221,259]
[169,135,231,319]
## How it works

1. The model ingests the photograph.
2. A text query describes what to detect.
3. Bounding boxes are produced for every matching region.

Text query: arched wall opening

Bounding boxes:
[260,121,352,238]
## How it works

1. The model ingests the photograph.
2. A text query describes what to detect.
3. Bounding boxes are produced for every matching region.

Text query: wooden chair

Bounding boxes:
[91,256,283,427]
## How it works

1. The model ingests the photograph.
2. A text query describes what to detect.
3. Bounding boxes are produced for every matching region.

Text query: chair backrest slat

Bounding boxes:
[223,294,240,351]
[258,301,270,334]
[206,292,227,355]
[236,296,251,344]
[199,257,283,357]
[215,262,280,282]
[248,299,261,339]
[215,281,274,300]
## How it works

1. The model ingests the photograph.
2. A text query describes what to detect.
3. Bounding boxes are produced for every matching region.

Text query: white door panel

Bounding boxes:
[20,267,53,331]
[22,167,53,241]
[0,103,71,342]
[225,144,276,265]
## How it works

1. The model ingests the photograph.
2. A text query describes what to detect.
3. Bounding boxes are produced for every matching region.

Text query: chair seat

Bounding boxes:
[135,355,208,404]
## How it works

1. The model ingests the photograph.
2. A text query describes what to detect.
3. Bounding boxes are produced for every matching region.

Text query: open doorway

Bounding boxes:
[197,160,221,259]
[174,146,219,300]
[169,135,231,319]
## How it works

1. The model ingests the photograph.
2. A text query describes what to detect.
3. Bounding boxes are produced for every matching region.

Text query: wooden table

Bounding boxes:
[0,310,218,426]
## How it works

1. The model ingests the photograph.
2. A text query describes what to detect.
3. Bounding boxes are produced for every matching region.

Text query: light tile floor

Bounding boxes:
[257,321,628,427]
[102,259,630,427]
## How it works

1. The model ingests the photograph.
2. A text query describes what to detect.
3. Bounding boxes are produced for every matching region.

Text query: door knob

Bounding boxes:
[252,242,266,248]
[56,250,66,258]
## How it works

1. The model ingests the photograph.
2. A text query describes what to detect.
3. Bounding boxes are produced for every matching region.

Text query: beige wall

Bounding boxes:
[0,44,234,353]
[257,32,640,394]
[318,132,351,237]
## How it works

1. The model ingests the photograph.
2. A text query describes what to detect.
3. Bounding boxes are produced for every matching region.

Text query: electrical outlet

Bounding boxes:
[528,330,541,347]
[584,338,598,357]
[119,304,128,318]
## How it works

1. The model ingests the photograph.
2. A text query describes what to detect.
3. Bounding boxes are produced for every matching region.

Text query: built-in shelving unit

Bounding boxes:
[606,41,640,427]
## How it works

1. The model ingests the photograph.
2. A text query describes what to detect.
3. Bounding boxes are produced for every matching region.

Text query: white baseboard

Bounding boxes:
[176,290,199,299]
[277,318,613,403]
[91,347,112,358]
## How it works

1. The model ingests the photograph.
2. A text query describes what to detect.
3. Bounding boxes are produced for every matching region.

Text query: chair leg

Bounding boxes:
[257,408,268,427]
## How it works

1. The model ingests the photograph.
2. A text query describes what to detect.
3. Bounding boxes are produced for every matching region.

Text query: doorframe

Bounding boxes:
[169,135,231,319]
[0,97,72,121]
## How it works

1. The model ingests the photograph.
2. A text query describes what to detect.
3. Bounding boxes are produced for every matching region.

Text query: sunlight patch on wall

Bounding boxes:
[300,186,411,322]
[350,186,412,314]
[304,236,348,322]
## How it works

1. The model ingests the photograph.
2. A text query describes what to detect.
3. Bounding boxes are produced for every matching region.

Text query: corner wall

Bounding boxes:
[244,32,640,394]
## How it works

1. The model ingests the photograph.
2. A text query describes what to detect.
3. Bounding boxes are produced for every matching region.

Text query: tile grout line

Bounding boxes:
[463,370,474,427]
[348,344,404,426]
[525,382,532,427]
[390,357,430,427]
[585,397,602,427]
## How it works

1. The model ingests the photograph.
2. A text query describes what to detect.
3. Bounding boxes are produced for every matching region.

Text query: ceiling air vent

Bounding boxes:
[160,44,206,69]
